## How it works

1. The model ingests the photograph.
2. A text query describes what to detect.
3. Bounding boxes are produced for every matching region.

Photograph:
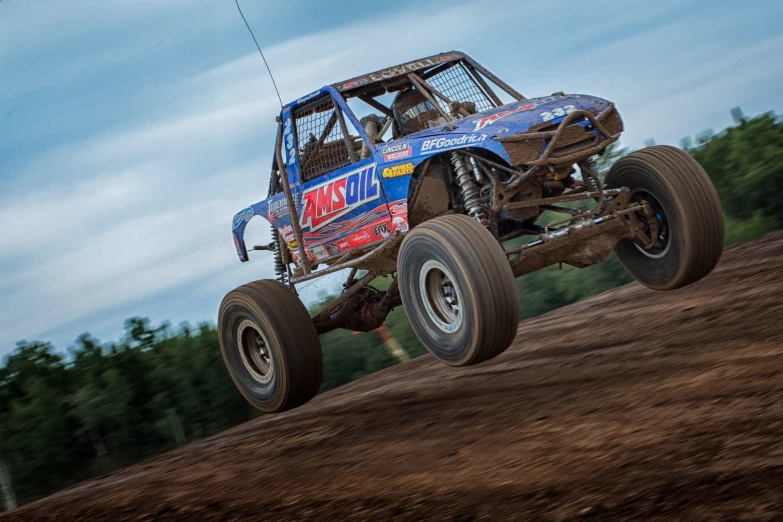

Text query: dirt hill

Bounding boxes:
[5,232,783,521]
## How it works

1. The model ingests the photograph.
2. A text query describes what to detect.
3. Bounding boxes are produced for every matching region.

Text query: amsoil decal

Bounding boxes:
[474,103,536,131]
[421,134,488,154]
[382,163,414,178]
[381,143,412,161]
[300,165,380,232]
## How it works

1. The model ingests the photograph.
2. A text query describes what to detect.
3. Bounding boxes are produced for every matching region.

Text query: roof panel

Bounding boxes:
[331,51,465,93]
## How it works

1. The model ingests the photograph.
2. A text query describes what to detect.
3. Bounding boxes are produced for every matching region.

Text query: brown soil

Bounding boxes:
[5,232,783,521]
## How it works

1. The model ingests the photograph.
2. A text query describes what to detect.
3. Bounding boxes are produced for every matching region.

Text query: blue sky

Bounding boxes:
[1,0,782,356]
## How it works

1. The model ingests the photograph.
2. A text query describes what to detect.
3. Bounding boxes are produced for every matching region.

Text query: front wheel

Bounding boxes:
[398,214,519,367]
[218,279,323,413]
[606,145,724,290]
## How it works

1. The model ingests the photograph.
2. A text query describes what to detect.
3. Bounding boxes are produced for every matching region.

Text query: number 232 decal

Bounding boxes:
[540,105,577,122]
[284,118,296,165]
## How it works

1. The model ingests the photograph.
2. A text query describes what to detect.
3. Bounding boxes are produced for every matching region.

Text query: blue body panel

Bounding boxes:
[232,90,613,264]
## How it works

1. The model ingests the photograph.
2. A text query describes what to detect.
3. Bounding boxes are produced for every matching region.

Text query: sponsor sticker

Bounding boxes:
[390,202,408,216]
[299,165,380,232]
[382,163,414,179]
[381,143,412,162]
[279,224,296,243]
[296,90,321,105]
[232,207,254,229]
[352,231,371,244]
[420,134,488,154]
[474,103,536,131]
[392,216,409,233]
[309,245,329,260]
[373,223,391,238]
[342,78,368,90]
[268,197,289,218]
[362,55,462,84]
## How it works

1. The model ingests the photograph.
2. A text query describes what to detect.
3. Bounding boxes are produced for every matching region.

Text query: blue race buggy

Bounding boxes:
[220,52,724,412]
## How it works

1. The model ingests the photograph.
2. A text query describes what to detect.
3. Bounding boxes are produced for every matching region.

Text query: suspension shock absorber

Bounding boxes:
[270,223,289,285]
[581,158,601,191]
[449,151,488,225]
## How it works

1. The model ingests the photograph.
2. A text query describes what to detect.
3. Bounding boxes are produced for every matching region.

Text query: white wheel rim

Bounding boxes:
[236,319,274,384]
[419,260,462,333]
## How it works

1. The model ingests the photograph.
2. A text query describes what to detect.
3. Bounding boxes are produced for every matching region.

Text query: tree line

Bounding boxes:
[2,109,782,509]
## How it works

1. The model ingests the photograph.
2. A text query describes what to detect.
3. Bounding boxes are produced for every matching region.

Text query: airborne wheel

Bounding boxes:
[607,145,725,290]
[218,279,323,413]
[398,214,519,366]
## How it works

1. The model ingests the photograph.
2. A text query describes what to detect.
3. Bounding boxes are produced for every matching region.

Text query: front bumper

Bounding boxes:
[495,104,624,167]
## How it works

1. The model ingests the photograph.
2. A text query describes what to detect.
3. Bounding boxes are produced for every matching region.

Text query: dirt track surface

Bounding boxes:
[5,232,783,521]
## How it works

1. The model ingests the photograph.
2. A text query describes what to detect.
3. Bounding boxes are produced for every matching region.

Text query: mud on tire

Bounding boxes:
[606,145,724,290]
[218,280,322,413]
[398,214,519,366]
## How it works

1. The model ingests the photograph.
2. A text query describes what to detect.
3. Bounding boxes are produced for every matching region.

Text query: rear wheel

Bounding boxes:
[606,145,724,290]
[398,214,519,366]
[218,280,322,413]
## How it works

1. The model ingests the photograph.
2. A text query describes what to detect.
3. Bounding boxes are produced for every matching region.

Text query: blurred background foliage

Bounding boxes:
[2,109,782,508]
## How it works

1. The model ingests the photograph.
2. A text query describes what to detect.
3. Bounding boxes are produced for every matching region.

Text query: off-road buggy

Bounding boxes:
[220,51,724,413]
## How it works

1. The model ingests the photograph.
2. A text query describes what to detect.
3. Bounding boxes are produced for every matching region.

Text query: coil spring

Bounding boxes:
[449,151,488,224]
[582,158,601,191]
[271,223,288,285]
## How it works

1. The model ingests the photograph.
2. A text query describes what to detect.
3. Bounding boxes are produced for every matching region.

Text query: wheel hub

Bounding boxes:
[633,191,670,259]
[237,319,274,384]
[419,260,462,333]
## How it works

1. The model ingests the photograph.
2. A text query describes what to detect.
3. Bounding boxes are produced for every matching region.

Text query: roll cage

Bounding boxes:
[267,51,523,197]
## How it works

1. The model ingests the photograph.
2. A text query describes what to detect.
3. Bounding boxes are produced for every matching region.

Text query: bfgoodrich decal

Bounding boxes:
[420,134,488,154]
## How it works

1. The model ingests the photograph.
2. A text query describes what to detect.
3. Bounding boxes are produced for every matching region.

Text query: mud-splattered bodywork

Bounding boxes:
[231,54,623,267]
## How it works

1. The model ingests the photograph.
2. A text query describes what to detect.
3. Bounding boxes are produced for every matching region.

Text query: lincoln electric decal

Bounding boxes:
[299,165,380,232]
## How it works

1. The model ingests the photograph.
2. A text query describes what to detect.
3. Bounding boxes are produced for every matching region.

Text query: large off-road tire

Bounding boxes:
[606,145,724,290]
[398,214,519,366]
[218,280,322,413]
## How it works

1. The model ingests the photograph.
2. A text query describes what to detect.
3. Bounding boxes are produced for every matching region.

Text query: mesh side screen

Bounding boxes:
[294,97,352,181]
[426,63,495,114]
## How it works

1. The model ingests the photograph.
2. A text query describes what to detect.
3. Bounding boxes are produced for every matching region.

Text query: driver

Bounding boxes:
[391,88,441,135]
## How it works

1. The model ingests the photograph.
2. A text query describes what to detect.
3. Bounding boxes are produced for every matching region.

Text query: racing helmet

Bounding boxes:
[392,88,439,135]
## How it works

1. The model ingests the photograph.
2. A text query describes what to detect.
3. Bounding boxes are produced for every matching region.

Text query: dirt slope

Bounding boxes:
[5,232,783,521]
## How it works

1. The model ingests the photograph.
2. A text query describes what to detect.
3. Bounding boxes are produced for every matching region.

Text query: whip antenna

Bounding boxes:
[234,0,283,108]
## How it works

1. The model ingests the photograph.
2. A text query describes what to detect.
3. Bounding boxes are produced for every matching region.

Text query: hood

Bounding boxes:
[407,94,613,139]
